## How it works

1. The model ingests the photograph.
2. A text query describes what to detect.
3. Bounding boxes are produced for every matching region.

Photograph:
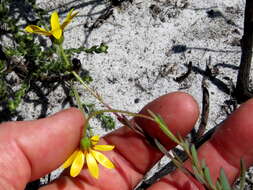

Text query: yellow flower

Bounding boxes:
[25,9,78,40]
[62,136,115,178]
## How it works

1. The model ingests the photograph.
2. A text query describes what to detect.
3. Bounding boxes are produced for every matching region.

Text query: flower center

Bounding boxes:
[81,137,91,151]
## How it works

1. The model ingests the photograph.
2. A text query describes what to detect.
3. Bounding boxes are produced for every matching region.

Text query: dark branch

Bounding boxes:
[235,0,253,103]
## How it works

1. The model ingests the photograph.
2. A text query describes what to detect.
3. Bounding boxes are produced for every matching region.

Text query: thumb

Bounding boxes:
[0,108,84,190]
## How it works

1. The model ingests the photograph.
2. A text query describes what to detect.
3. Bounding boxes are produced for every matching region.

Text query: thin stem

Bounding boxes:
[72,71,102,101]
[72,70,124,120]
[148,110,181,144]
[72,85,91,137]
[57,46,91,137]
[59,44,71,68]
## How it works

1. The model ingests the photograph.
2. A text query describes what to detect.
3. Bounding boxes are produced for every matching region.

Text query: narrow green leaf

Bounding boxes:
[192,165,206,184]
[216,180,222,190]
[200,160,208,179]
[203,164,215,190]
[181,140,190,155]
[154,138,169,156]
[177,133,185,143]
[219,168,232,190]
[191,145,199,169]
[154,139,180,167]
[148,110,179,144]
[154,139,191,176]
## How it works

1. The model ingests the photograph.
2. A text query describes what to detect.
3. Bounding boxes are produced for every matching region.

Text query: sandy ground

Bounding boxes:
[31,0,244,131]
[6,0,252,188]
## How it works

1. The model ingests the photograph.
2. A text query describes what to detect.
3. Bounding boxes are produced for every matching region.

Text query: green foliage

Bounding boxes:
[7,83,29,112]
[97,114,115,130]
[66,43,109,55]
[80,70,93,84]
[150,112,247,190]
[83,103,115,131]
[0,0,48,112]
[148,110,180,144]
[0,1,110,114]
[218,168,232,190]
[0,60,5,71]
[0,78,8,101]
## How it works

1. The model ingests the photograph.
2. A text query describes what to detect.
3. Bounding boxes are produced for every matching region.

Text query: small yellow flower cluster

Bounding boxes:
[62,136,115,179]
[25,9,78,40]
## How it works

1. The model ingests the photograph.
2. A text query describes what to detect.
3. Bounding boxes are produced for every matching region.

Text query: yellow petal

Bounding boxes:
[93,145,115,151]
[70,150,85,177]
[50,12,62,39]
[24,25,51,36]
[51,28,62,40]
[51,12,61,31]
[86,152,99,179]
[61,8,78,30]
[91,150,115,169]
[90,136,100,145]
[61,150,79,169]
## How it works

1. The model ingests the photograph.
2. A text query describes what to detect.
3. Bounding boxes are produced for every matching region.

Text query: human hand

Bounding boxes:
[1,92,253,190]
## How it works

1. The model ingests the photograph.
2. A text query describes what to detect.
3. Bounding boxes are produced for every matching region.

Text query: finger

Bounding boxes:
[135,91,200,149]
[41,92,199,190]
[149,98,253,190]
[0,108,84,190]
[106,92,199,174]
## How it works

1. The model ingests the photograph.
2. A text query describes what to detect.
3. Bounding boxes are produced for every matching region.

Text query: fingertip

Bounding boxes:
[135,92,199,148]
[50,107,85,123]
[0,107,86,189]
[16,107,85,180]
[211,97,253,168]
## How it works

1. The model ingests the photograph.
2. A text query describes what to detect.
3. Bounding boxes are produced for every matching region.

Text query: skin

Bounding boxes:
[0,92,253,190]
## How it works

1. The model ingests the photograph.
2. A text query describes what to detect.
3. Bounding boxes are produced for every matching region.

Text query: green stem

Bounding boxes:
[61,45,70,67]
[148,110,181,144]
[72,85,92,137]
[72,70,124,121]
[72,71,102,102]
[56,45,91,137]
[56,44,71,69]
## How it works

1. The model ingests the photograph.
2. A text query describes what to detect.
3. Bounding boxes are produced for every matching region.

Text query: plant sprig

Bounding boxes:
[149,111,246,190]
